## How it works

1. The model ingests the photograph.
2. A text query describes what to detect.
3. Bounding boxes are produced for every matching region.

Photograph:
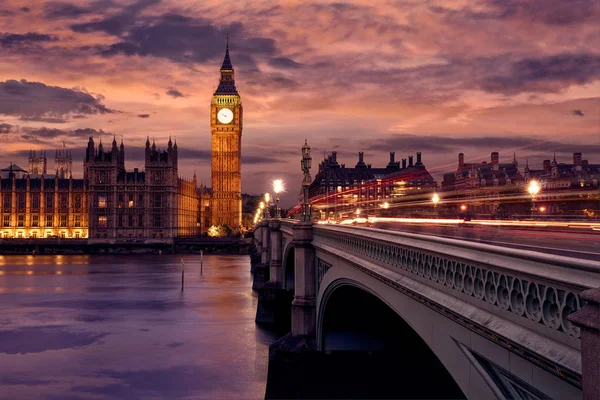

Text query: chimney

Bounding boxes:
[367,164,371,168]
[402,158,406,169]
[416,152,422,165]
[491,152,499,165]
[543,160,551,173]
[387,152,398,169]
[356,152,367,168]
[332,151,337,162]
[341,163,345,168]
[408,156,414,167]
[459,153,464,168]
[573,152,582,166]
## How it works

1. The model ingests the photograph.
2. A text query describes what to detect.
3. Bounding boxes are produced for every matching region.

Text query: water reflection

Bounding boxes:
[0,254,278,399]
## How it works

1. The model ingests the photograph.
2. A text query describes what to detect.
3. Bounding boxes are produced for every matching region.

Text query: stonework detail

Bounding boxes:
[315,229,584,338]
[210,41,242,230]
[317,258,332,289]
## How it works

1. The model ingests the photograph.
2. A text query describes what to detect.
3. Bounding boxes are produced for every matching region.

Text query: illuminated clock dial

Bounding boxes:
[217,108,234,124]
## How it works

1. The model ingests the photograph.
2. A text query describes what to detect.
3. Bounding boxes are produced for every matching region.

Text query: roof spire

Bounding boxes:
[220,36,233,71]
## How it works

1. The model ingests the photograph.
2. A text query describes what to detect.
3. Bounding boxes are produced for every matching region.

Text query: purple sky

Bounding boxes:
[0,0,599,205]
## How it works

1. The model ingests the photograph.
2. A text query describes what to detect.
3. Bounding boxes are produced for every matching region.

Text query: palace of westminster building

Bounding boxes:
[0,42,243,243]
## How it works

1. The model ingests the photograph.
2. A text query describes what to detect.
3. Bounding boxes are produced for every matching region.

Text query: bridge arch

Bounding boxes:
[317,278,465,398]
[282,244,294,291]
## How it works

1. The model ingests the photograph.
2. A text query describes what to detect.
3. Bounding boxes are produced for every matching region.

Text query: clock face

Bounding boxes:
[217,108,234,124]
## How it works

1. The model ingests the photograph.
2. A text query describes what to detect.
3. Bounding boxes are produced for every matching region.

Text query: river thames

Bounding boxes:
[0,254,279,399]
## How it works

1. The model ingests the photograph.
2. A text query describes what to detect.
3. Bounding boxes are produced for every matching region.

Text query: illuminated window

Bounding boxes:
[98,216,107,227]
[32,215,39,227]
[60,215,67,227]
[45,215,53,227]
[98,195,107,208]
[74,215,81,227]
[3,215,9,227]
[17,215,24,227]
[75,195,82,209]
[128,200,134,208]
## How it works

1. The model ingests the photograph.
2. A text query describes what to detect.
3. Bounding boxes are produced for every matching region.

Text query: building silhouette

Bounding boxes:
[210,40,243,230]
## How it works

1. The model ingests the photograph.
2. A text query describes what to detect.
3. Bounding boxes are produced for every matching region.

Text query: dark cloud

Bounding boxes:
[0,79,117,120]
[21,7,30,13]
[137,114,150,118]
[70,4,293,71]
[19,115,69,123]
[572,109,585,117]
[363,134,600,154]
[0,122,12,133]
[242,155,285,164]
[21,127,113,141]
[43,2,93,19]
[0,32,57,47]
[268,57,303,69]
[480,53,600,94]
[166,88,185,98]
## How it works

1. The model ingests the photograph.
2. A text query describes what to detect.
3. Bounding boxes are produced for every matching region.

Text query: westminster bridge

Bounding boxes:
[252,218,600,399]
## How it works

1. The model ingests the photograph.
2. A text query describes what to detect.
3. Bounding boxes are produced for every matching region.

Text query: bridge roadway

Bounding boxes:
[369,220,600,261]
[254,218,600,399]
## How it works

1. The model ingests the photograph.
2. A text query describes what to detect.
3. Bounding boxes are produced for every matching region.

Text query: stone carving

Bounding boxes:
[315,230,583,338]
[317,258,332,290]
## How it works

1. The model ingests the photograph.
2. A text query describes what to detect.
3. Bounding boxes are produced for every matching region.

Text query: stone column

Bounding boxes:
[269,219,282,285]
[254,223,263,253]
[261,219,271,266]
[291,222,316,337]
[568,288,600,400]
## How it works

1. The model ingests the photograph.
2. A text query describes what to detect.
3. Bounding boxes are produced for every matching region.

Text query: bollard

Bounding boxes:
[181,259,184,291]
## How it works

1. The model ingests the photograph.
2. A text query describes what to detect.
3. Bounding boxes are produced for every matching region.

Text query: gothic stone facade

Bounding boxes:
[85,137,203,243]
[210,41,242,230]
[0,160,88,239]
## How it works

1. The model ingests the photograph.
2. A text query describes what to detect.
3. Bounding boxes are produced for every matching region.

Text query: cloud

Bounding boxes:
[268,57,303,69]
[43,1,117,19]
[20,126,113,141]
[166,88,185,98]
[19,115,69,123]
[480,53,600,94]
[572,109,585,117]
[0,79,117,120]
[0,123,12,133]
[137,114,150,118]
[0,32,57,47]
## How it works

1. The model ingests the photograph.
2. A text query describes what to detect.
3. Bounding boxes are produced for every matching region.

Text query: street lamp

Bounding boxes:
[301,139,312,223]
[432,193,440,217]
[273,179,284,219]
[527,180,541,218]
[263,193,271,219]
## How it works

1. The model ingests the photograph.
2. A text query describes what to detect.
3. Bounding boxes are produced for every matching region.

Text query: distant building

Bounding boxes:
[442,151,599,218]
[0,159,88,239]
[305,151,436,219]
[441,152,525,216]
[85,136,204,243]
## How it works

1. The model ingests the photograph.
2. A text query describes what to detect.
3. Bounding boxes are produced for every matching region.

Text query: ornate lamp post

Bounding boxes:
[273,179,284,219]
[527,180,541,218]
[263,193,271,219]
[301,139,312,223]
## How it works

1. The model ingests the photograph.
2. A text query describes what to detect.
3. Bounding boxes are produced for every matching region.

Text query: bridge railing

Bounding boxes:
[311,224,600,341]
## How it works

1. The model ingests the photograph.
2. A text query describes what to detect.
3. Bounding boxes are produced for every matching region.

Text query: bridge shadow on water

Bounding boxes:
[266,285,465,399]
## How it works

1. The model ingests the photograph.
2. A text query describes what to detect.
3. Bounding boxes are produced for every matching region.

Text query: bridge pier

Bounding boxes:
[569,287,600,400]
[250,223,263,273]
[256,220,291,327]
[290,221,316,337]
[252,220,270,290]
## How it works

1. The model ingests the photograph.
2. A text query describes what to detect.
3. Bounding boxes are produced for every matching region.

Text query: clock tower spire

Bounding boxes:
[210,39,243,230]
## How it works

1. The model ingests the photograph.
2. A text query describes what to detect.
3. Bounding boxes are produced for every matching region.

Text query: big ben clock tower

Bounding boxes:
[211,40,242,230]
